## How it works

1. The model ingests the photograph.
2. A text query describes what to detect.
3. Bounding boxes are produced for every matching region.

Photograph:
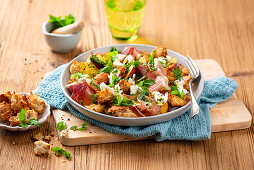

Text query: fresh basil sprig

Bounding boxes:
[51,147,71,160]
[57,121,67,131]
[19,108,40,127]
[70,123,87,131]
[113,95,134,106]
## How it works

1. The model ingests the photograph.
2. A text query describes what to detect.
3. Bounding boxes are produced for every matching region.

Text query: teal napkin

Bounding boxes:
[34,64,238,141]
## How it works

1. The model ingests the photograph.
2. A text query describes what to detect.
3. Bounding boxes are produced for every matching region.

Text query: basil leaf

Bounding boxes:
[19,122,28,128]
[51,147,71,160]
[91,94,98,104]
[29,118,40,127]
[172,68,182,80]
[120,97,134,106]
[19,108,26,122]
[70,126,78,131]
[143,79,155,86]
[57,121,67,131]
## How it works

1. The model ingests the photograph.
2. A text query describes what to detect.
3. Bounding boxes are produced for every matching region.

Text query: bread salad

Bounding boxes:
[0,91,45,127]
[67,46,192,117]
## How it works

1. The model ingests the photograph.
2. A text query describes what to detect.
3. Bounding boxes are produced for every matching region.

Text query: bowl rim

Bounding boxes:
[42,21,81,37]
[61,44,204,120]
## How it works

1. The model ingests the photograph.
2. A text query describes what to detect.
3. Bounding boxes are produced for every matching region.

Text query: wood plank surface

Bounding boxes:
[0,0,253,169]
[52,59,251,146]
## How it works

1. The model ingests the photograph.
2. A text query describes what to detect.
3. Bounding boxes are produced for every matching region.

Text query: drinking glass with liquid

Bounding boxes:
[105,0,146,40]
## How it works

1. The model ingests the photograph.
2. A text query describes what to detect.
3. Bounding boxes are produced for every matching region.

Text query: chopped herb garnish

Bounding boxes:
[138,79,155,87]
[90,55,106,69]
[138,86,150,101]
[129,58,141,67]
[108,75,121,87]
[137,76,146,82]
[148,52,155,70]
[170,85,184,98]
[172,68,182,80]
[71,72,85,80]
[99,56,113,73]
[91,94,98,104]
[57,121,67,131]
[28,118,40,127]
[113,95,134,106]
[70,123,87,131]
[51,147,71,160]
[159,61,168,68]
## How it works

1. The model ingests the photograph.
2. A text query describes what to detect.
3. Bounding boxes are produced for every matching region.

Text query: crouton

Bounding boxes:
[9,108,38,126]
[95,72,109,84]
[70,61,80,74]
[11,93,28,113]
[119,67,126,78]
[97,89,113,104]
[179,64,190,76]
[34,141,50,156]
[154,46,167,58]
[33,132,44,141]
[119,80,132,94]
[85,104,105,113]
[0,102,14,121]
[167,94,187,107]
[183,76,192,91]
[165,69,176,83]
[27,93,45,114]
[108,106,137,117]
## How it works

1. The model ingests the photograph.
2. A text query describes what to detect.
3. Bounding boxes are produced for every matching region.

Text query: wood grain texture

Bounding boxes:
[0,0,253,169]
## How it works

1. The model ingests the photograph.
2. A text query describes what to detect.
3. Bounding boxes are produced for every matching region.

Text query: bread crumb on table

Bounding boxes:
[34,141,50,156]
[33,132,44,141]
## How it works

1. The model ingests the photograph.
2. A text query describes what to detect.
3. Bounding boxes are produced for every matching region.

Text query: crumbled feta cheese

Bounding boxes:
[128,78,135,85]
[174,79,188,95]
[153,92,168,105]
[100,82,122,96]
[123,55,134,64]
[166,55,172,61]
[130,85,141,95]
[108,71,120,85]
[113,59,124,67]
[115,54,126,61]
[158,57,168,65]
[161,79,171,90]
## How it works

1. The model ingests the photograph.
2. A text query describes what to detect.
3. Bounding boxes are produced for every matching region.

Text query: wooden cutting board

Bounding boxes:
[52,59,252,146]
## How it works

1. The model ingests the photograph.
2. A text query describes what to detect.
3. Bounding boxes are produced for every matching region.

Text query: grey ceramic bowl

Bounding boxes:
[42,21,82,53]
[61,44,204,126]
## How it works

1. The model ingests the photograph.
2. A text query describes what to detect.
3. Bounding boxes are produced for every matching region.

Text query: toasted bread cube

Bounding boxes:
[27,93,45,114]
[95,72,109,84]
[108,106,137,117]
[167,94,187,107]
[34,141,50,156]
[97,89,113,104]
[0,102,14,121]
[85,104,105,113]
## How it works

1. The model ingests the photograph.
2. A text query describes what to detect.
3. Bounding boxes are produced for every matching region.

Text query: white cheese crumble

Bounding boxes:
[113,59,124,67]
[108,70,120,85]
[115,54,126,61]
[174,79,188,95]
[153,92,168,105]
[123,55,134,64]
[130,85,141,95]
[99,82,122,96]
[128,74,136,84]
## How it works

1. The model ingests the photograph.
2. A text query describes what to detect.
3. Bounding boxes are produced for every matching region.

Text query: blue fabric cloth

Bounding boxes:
[34,64,238,141]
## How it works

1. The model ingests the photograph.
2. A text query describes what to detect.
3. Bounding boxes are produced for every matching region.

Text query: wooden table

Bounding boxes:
[0,0,253,169]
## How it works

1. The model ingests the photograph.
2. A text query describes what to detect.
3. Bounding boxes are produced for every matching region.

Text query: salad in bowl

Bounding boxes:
[66,46,192,118]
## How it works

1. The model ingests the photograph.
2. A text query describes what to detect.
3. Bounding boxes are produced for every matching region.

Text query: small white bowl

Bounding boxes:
[0,93,51,131]
[42,21,82,53]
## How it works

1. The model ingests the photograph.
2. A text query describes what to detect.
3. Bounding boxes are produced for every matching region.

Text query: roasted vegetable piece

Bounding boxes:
[90,55,106,69]
[167,57,177,71]
[154,46,167,58]
[0,102,14,121]
[11,93,28,113]
[167,94,187,107]
[97,89,113,104]
[119,80,132,94]
[70,61,80,74]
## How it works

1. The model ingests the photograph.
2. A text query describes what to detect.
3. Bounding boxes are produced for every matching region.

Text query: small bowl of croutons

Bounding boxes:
[0,91,50,131]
